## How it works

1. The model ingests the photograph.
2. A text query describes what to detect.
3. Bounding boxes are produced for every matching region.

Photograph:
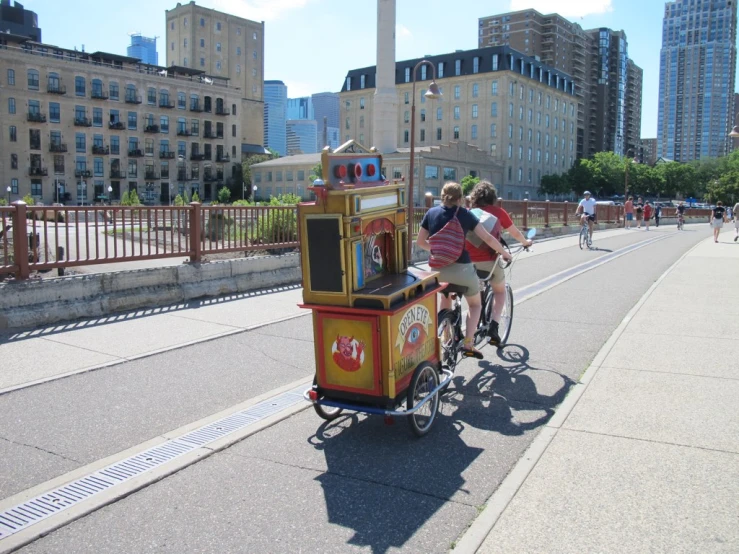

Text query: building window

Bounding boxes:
[425,165,439,179]
[10,178,18,193]
[216,22,221,31]
[490,123,497,138]
[508,144,513,158]
[216,42,222,52]
[237,46,241,56]
[49,102,60,122]
[27,69,39,90]
[128,111,137,130]
[360,97,365,109]
[443,167,456,181]
[453,126,460,140]
[472,83,479,98]
[404,67,410,83]
[183,57,188,66]
[75,76,85,96]
[184,38,188,48]
[148,87,156,104]
[345,117,350,130]
[31,181,42,197]
[454,85,461,100]
[492,54,499,71]
[76,133,86,152]
[471,125,478,140]
[94,157,104,176]
[438,62,444,78]
[403,129,409,143]
[360,74,366,88]
[9,125,16,142]
[200,58,205,67]
[7,68,14,85]
[110,82,119,100]
[472,104,478,118]
[128,160,137,177]
[178,92,186,109]
[200,17,205,26]
[236,64,241,74]
[436,107,442,120]
[404,92,409,104]
[93,107,103,127]
[453,106,460,120]
[419,110,425,123]
[10,153,17,169]
[437,128,442,140]
[7,97,15,114]
[455,59,461,75]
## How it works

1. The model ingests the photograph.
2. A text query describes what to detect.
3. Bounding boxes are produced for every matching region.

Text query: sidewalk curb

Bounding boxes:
[451,236,707,553]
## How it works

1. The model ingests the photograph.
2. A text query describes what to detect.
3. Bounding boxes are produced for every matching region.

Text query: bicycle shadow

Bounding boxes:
[441,343,576,437]
[589,247,613,253]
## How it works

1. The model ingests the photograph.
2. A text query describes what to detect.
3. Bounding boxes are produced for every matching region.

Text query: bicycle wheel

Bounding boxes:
[407,362,440,437]
[437,309,459,393]
[497,284,514,346]
[579,226,587,250]
[475,288,493,347]
[311,377,343,421]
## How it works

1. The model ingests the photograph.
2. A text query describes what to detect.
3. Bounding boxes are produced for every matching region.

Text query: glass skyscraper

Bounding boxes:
[657,0,737,161]
[264,80,288,156]
[127,34,158,66]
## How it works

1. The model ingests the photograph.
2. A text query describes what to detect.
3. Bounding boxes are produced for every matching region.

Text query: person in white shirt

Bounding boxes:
[733,202,739,242]
[576,191,598,242]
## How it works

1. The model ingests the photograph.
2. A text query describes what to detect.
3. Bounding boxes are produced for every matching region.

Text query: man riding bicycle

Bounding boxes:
[417,182,512,359]
[677,202,686,229]
[576,191,597,242]
[466,181,532,345]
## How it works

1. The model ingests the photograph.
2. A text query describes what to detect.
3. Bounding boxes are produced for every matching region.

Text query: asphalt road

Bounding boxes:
[3,224,713,553]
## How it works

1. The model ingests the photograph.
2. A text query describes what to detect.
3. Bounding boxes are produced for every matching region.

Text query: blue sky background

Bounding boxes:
[21,0,725,138]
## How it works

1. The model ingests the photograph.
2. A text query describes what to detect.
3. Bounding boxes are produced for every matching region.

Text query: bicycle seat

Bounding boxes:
[441,283,468,296]
[476,269,493,280]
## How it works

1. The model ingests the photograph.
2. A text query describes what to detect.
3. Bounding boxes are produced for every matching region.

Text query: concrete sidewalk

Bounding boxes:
[460,229,739,553]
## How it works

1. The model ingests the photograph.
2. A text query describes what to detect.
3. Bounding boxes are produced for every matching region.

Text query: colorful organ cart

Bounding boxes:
[300,141,450,437]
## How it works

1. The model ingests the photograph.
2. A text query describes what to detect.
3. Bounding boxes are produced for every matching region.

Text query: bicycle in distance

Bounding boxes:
[437,228,536,386]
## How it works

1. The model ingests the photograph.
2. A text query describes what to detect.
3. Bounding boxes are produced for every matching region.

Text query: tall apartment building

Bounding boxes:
[0,34,242,205]
[127,34,158,66]
[165,1,265,155]
[639,138,658,165]
[657,0,737,161]
[286,119,317,155]
[625,60,643,157]
[479,9,643,160]
[311,91,340,150]
[0,0,40,41]
[264,80,287,155]
[341,46,578,200]
[287,96,313,120]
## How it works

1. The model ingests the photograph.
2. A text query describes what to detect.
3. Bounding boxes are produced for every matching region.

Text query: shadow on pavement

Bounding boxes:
[0,284,302,344]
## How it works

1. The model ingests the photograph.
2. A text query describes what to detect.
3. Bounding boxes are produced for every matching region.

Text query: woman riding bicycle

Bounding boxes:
[466,181,532,345]
[417,182,512,359]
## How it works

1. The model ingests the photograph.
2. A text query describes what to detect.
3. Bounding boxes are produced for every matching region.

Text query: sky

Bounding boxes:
[20,0,725,138]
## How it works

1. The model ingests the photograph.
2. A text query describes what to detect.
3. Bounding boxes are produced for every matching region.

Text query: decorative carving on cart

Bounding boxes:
[363,218,394,280]
[319,140,388,190]
[332,335,366,372]
[392,299,437,382]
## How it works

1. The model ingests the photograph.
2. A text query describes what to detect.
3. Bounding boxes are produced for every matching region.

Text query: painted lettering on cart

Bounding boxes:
[393,338,435,380]
[395,305,432,356]
[332,335,365,372]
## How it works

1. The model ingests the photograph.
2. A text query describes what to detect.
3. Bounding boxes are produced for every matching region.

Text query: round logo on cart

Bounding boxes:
[395,305,431,356]
[332,335,365,372]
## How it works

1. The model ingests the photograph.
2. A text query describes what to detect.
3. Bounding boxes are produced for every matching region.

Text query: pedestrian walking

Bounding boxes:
[712,201,727,243]
[635,196,644,229]
[643,201,653,231]
[624,196,634,229]
[654,204,662,227]
[734,201,739,242]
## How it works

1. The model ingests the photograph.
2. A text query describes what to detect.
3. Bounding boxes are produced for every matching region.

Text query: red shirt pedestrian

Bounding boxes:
[644,204,653,220]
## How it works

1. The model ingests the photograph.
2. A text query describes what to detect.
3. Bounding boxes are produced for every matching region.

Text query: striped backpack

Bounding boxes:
[428,207,465,269]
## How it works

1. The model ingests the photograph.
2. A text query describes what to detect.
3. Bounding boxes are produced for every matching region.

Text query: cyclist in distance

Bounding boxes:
[677,202,686,229]
[576,190,598,242]
[417,182,512,359]
[466,180,533,345]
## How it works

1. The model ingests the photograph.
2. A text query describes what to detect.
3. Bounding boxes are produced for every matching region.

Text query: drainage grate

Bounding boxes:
[0,383,309,542]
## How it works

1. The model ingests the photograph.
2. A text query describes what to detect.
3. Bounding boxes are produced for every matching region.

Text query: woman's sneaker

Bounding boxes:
[461,342,484,359]
[488,321,502,345]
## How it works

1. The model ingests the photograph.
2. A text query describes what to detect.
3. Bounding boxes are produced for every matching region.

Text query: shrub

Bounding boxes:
[232,199,253,207]
[252,193,298,252]
[0,198,7,206]
[173,194,184,206]
[129,190,141,206]
[22,194,35,206]
[192,191,200,203]
[121,191,131,206]
[217,186,231,204]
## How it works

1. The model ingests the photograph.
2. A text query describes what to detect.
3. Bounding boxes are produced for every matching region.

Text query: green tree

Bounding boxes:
[121,191,130,206]
[309,162,323,182]
[538,173,571,198]
[22,194,35,206]
[460,175,480,195]
[243,151,279,200]
[192,191,200,203]
[173,194,184,206]
[217,186,231,204]
[128,189,141,206]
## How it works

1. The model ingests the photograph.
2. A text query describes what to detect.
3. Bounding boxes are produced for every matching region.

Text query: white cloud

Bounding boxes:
[509,0,613,18]
[210,0,311,21]
[396,24,413,39]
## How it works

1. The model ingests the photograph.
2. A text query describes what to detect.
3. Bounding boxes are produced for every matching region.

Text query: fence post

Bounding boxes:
[563,201,568,226]
[522,198,528,230]
[11,200,30,280]
[189,202,202,263]
[544,200,550,228]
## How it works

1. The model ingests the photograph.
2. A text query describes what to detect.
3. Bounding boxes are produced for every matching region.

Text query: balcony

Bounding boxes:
[203,171,216,182]
[216,154,230,162]
[91,90,109,100]
[74,117,93,127]
[92,145,110,155]
[49,143,68,153]
[144,124,160,133]
[216,171,224,180]
[27,112,47,123]
[47,84,66,95]
[161,170,170,179]
[177,129,192,136]
[214,107,231,116]
[125,94,143,104]
[75,169,92,178]
[189,103,203,113]
[190,153,205,161]
[203,130,217,139]
[159,151,176,159]
[108,121,126,130]
[159,101,175,109]
[110,169,123,178]
[144,170,160,180]
[128,149,144,158]
[177,171,191,181]
[28,166,48,177]
[203,153,212,161]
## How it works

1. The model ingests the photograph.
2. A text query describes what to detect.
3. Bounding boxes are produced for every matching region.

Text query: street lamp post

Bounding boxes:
[6,185,10,204]
[252,185,258,205]
[107,185,113,206]
[407,59,442,258]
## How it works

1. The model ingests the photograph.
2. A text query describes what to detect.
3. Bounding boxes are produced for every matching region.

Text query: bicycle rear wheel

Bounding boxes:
[475,288,493,347]
[498,284,514,346]
[579,226,587,250]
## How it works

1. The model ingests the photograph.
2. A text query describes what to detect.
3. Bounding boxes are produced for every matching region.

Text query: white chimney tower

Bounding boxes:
[372,0,398,154]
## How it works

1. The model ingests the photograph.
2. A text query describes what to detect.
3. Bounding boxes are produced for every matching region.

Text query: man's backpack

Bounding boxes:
[466,208,501,248]
[428,207,465,269]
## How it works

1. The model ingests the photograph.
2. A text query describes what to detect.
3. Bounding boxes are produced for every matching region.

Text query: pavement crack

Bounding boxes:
[0,434,81,464]
[224,452,477,507]
[563,428,739,456]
